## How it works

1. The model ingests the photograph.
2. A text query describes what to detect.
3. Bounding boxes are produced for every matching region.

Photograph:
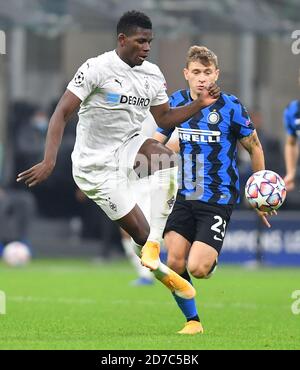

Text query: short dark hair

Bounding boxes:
[117,10,152,36]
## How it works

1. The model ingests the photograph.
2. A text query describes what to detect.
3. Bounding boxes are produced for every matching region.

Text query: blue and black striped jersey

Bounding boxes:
[283,100,300,138]
[157,90,255,205]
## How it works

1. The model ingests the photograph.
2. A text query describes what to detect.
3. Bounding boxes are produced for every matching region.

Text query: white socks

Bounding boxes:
[132,240,170,281]
[122,238,153,280]
[147,167,178,243]
[122,166,178,281]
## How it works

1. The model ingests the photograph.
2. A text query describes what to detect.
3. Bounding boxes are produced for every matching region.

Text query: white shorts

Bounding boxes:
[73,134,150,220]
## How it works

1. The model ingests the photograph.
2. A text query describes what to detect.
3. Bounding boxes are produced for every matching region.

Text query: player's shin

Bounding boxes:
[172,270,203,335]
[171,270,199,320]
[141,166,178,270]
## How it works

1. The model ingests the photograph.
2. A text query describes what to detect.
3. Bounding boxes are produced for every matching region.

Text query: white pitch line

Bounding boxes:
[10,266,133,274]
[111,299,290,310]
[8,296,96,305]
[7,297,291,310]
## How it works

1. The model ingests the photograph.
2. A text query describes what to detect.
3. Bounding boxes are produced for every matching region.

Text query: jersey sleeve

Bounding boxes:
[156,126,175,138]
[67,58,99,102]
[283,104,296,136]
[155,95,175,138]
[151,69,169,106]
[230,99,255,139]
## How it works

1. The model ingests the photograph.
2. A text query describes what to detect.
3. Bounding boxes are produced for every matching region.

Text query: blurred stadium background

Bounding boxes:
[0,1,300,264]
[0,0,300,351]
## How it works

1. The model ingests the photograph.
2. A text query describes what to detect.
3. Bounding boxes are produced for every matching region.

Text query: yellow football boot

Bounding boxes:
[177,320,204,335]
[141,241,160,270]
[160,270,196,299]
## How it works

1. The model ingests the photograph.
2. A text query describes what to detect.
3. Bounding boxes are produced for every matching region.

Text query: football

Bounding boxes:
[2,241,31,267]
[245,170,286,212]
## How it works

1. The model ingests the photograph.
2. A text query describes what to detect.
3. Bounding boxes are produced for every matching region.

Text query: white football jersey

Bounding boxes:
[67,50,168,170]
[141,112,157,137]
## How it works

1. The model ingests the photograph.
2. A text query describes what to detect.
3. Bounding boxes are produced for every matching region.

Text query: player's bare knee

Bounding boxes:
[167,256,186,274]
[139,139,177,173]
[190,269,207,279]
[189,263,212,279]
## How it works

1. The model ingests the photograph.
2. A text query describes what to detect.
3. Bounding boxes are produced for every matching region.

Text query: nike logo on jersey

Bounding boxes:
[178,128,221,143]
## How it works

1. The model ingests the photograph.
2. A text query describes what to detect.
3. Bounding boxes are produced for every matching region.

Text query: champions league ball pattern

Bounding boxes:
[245,170,286,212]
[74,71,85,86]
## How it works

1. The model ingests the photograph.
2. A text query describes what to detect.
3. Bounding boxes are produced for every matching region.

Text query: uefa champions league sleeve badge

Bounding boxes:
[74,71,85,86]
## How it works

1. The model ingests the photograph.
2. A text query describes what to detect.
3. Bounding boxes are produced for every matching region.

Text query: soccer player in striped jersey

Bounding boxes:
[154,45,276,334]
[283,75,300,191]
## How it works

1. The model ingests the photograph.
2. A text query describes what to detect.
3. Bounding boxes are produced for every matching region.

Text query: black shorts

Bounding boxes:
[163,194,234,254]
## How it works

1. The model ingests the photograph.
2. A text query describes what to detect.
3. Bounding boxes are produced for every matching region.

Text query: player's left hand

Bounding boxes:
[255,209,277,228]
[207,83,221,99]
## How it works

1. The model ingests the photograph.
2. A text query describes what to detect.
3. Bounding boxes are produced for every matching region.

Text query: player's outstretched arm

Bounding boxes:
[239,130,265,173]
[150,83,220,129]
[17,90,81,187]
[240,130,277,228]
[284,134,299,191]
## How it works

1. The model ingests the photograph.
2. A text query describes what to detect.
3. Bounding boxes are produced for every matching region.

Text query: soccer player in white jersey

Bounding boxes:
[17,11,220,317]
[120,113,157,286]
[122,113,179,286]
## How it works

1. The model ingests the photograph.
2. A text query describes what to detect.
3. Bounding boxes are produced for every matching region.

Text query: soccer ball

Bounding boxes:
[2,241,31,267]
[245,170,286,212]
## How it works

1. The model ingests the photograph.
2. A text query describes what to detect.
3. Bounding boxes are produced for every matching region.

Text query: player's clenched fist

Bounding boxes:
[207,83,221,99]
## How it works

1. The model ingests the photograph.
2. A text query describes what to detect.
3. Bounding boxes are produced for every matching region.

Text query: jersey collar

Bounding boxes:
[113,49,142,71]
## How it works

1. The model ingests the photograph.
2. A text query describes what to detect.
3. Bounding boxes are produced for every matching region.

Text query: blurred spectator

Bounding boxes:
[282,76,300,209]
[6,101,37,182]
[0,186,36,248]
[15,107,79,217]
[11,100,122,253]
[0,102,38,248]
[16,109,48,171]
[8,101,37,142]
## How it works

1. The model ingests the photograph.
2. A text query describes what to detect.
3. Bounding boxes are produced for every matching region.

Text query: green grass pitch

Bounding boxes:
[0,259,299,350]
